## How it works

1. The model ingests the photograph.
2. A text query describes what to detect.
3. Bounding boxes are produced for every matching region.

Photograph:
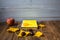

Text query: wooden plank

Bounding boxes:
[0,31,10,40]
[52,21,60,33]
[0,25,8,40]
[0,25,5,33]
[5,33,14,40]
[50,21,60,40]
[13,33,18,40]
[45,21,60,40]
[40,21,49,40]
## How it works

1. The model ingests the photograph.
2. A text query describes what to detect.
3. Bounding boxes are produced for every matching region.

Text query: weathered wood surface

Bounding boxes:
[0,21,60,40]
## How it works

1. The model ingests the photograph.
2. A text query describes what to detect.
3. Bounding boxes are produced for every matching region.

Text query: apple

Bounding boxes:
[6,18,15,25]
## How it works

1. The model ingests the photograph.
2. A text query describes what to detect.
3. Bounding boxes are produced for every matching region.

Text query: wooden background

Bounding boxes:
[0,21,60,40]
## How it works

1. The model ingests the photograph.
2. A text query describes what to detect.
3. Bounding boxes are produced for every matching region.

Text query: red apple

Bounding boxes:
[6,18,15,25]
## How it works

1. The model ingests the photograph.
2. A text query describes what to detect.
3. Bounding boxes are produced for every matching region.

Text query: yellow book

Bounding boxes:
[21,20,38,28]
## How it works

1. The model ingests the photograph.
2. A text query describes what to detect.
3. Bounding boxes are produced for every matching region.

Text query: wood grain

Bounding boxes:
[0,21,60,40]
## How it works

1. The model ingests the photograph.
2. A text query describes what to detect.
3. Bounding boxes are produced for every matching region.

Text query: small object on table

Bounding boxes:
[21,32,26,36]
[17,29,25,37]
[28,29,33,32]
[25,31,31,36]
[34,31,43,37]
[21,20,38,28]
[28,29,34,36]
[7,27,19,33]
[38,24,45,29]
[17,29,31,37]
[6,18,15,26]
